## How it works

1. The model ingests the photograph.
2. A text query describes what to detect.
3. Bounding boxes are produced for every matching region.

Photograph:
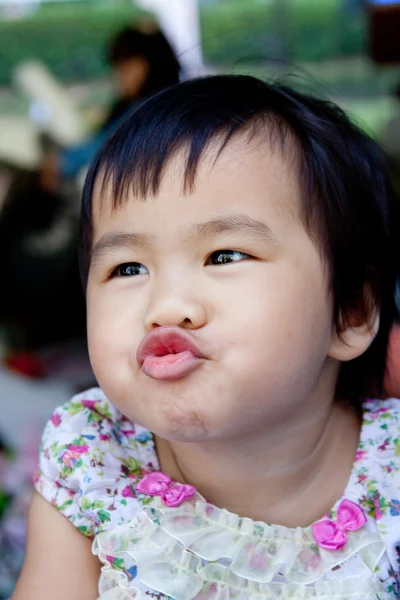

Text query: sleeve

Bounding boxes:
[34,387,142,538]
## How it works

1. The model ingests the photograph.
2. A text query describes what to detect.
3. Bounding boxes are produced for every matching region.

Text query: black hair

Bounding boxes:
[81,74,400,404]
[106,25,181,100]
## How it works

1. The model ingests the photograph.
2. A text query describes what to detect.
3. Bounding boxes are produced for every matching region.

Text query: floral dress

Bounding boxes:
[35,387,400,599]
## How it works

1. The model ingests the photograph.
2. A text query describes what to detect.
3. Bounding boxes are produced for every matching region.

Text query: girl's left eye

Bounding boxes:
[206,250,251,266]
[112,262,149,277]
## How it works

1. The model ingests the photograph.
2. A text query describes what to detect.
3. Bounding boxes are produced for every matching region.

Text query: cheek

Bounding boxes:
[87,292,107,353]
[221,262,332,367]
[86,313,111,383]
[87,283,140,339]
[86,289,133,377]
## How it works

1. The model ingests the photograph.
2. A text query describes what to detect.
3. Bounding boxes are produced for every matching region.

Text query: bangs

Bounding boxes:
[88,101,293,209]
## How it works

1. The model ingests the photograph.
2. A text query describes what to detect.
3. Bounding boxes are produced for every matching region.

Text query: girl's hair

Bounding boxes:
[106,25,181,99]
[80,74,400,405]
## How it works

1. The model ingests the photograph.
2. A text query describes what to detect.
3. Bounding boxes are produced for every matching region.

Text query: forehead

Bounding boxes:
[91,134,302,238]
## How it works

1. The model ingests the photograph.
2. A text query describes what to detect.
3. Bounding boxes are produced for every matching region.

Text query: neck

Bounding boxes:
[156,368,361,528]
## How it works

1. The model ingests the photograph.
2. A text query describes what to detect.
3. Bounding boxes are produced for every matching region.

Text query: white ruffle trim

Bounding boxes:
[93,495,388,600]
[95,563,391,600]
[148,497,385,584]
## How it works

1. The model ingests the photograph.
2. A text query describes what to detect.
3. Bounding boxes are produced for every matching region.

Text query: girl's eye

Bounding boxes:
[112,263,149,277]
[207,250,250,266]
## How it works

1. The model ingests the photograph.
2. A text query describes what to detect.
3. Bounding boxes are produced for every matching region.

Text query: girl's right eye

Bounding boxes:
[112,263,149,277]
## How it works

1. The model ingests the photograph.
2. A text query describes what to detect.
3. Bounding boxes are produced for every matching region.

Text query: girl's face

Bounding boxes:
[87,138,338,442]
[114,56,150,99]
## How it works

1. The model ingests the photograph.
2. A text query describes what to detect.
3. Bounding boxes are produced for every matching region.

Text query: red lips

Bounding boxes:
[137,327,205,381]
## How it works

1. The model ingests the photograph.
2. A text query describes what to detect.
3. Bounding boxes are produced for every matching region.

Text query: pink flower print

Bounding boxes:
[249,552,269,571]
[378,440,390,451]
[374,497,383,520]
[122,485,136,498]
[206,503,215,517]
[69,444,89,453]
[50,413,61,427]
[61,449,81,468]
[195,583,220,600]
[355,449,367,461]
[101,539,117,554]
[370,408,389,420]
[383,464,393,474]
[297,547,322,572]
[61,444,89,468]
[82,509,101,528]
[171,515,191,527]
[82,400,98,410]
[121,428,136,437]
[99,434,111,442]
[357,473,368,484]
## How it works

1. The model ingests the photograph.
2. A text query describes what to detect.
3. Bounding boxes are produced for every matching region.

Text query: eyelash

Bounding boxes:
[206,250,251,265]
[111,251,251,278]
[111,263,149,277]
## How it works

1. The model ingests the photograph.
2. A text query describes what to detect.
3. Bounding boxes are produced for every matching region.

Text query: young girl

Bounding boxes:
[13,75,400,600]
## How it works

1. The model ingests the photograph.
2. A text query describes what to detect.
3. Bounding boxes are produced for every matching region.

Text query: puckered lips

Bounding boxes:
[136,326,205,381]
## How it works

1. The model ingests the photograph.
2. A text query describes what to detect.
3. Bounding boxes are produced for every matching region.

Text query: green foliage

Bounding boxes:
[0,1,367,86]
[0,4,140,85]
[200,1,366,65]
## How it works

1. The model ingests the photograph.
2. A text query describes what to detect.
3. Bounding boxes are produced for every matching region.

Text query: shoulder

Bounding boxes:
[358,398,400,463]
[335,399,400,585]
[356,398,400,577]
[362,397,400,435]
[35,387,158,538]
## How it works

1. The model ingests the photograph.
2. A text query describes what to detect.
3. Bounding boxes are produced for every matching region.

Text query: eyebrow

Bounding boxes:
[182,213,276,244]
[91,231,155,262]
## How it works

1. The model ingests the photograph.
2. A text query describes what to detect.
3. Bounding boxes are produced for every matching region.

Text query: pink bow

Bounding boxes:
[136,471,196,507]
[312,499,366,551]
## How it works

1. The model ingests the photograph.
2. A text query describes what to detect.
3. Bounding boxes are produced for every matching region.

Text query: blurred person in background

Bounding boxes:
[53,23,182,182]
[0,22,181,360]
[0,160,85,360]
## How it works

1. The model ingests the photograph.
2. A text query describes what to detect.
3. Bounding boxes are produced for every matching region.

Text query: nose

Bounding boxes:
[144,276,207,331]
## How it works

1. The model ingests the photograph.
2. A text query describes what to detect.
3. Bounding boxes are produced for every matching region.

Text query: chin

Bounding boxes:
[153,403,211,443]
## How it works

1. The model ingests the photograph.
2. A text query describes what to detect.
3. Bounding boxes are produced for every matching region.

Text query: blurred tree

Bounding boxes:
[274,0,290,63]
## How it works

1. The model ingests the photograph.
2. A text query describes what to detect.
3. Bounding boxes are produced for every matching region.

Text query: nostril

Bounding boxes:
[180,317,195,329]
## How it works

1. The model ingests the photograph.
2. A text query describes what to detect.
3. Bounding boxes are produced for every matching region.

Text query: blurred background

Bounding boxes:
[0,0,399,595]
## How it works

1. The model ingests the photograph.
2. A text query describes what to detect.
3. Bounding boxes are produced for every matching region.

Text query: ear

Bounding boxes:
[328,308,380,362]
